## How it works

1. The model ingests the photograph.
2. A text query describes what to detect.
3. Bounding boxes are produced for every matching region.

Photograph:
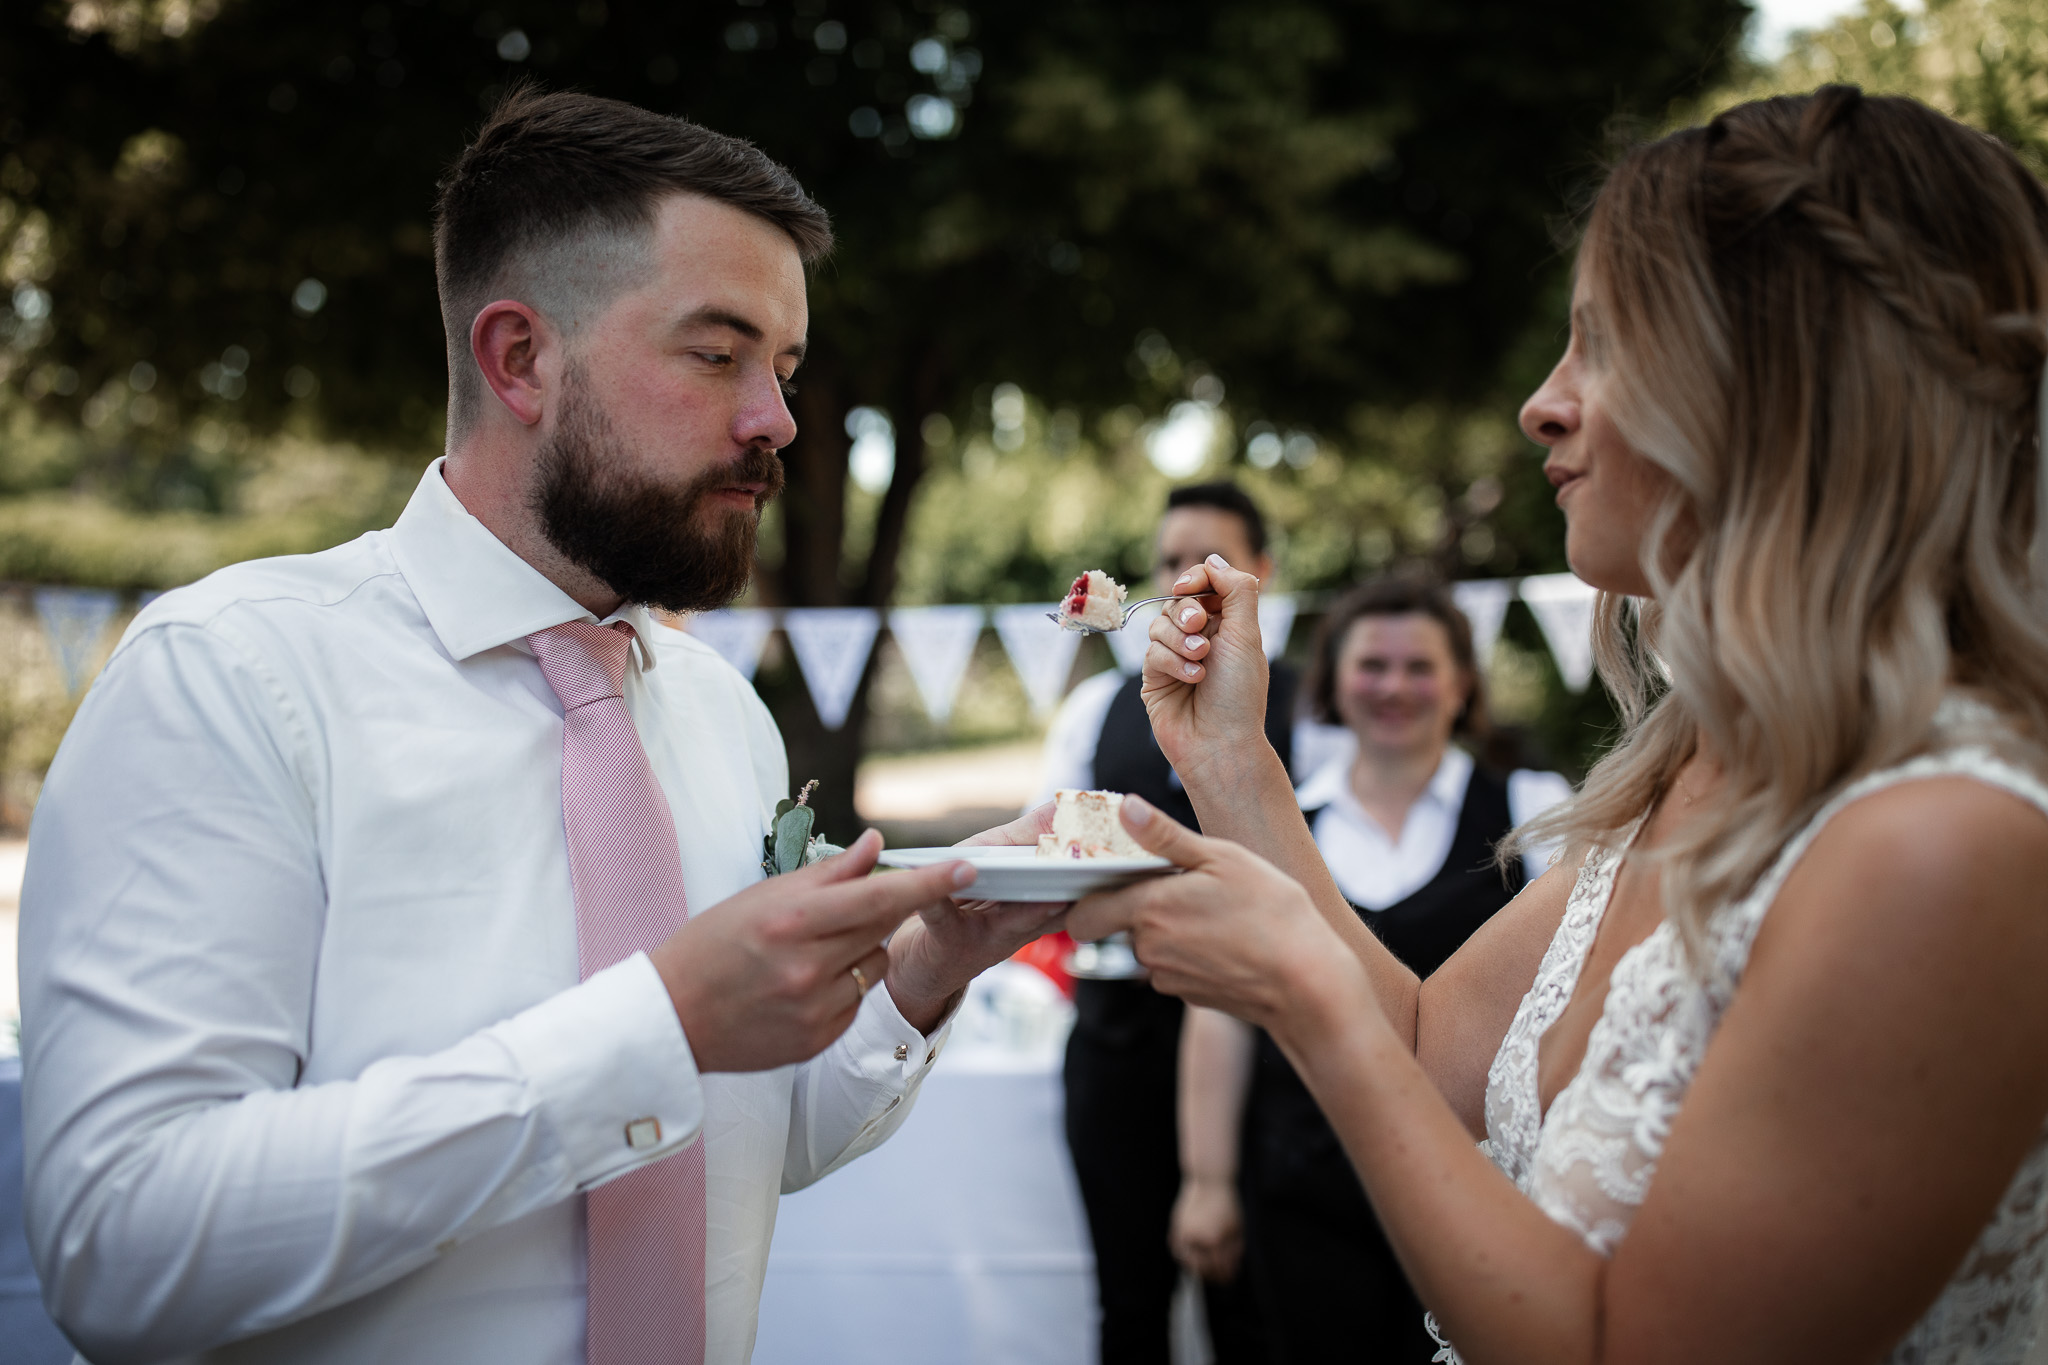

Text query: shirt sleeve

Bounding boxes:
[1508,768,1577,883]
[19,623,704,1364]
[779,982,957,1194]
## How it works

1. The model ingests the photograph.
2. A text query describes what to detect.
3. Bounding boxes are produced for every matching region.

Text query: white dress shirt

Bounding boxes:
[1293,746,1573,910]
[19,460,947,1365]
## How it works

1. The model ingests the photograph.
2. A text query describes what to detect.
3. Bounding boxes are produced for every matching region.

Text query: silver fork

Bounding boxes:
[1045,594,1188,635]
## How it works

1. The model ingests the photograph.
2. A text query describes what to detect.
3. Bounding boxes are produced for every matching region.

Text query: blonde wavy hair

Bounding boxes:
[1515,85,2048,952]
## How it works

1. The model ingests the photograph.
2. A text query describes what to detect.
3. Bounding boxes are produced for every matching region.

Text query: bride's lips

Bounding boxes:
[1546,461,1585,505]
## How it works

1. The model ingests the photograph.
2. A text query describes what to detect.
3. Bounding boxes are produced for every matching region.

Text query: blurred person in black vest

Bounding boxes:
[1169,578,1569,1362]
[1033,483,1297,1365]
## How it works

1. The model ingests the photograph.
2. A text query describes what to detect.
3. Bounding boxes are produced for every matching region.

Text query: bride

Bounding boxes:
[1069,85,2048,1363]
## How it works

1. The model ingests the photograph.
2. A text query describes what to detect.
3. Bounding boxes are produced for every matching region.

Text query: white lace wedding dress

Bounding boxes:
[1431,715,2048,1363]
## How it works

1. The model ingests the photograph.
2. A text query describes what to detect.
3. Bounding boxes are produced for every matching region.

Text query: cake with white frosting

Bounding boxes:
[1037,788,1147,859]
[1058,570,1127,632]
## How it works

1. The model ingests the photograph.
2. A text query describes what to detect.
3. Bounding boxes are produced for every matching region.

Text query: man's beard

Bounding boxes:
[531,377,785,613]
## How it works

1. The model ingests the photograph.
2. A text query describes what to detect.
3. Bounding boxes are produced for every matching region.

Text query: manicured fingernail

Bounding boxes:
[1182,660,1201,678]
[1179,605,1199,625]
[952,863,977,888]
[1207,553,1230,570]
[1123,796,1154,828]
[1174,570,1195,587]
[1184,634,1205,650]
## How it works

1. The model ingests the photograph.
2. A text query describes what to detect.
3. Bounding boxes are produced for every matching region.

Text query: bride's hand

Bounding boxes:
[1066,794,1359,1042]
[1141,555,1270,787]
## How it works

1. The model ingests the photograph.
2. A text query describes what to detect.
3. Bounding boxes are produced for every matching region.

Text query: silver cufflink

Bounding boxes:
[625,1117,662,1151]
[893,1044,909,1061]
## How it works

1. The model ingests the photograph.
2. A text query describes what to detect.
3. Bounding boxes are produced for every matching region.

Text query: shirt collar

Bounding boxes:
[1295,742,1474,816]
[388,457,659,670]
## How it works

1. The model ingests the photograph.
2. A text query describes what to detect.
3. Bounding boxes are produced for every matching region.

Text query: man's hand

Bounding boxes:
[884,802,1070,1034]
[1169,1175,1244,1283]
[649,828,972,1073]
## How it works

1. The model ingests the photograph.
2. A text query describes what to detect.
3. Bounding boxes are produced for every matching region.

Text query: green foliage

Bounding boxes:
[0,398,416,586]
[0,0,1751,824]
[1697,0,2048,164]
[0,0,1748,482]
[889,382,1567,610]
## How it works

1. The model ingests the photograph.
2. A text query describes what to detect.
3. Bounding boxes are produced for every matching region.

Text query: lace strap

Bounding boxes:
[1707,745,2048,996]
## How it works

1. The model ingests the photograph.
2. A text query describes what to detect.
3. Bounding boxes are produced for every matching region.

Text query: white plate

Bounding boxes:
[876,845,1174,901]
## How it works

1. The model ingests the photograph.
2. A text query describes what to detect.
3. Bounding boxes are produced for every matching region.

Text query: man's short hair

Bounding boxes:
[433,84,834,439]
[1164,481,1268,558]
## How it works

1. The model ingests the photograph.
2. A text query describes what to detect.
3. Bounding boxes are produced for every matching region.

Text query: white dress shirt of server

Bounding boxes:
[18,91,1062,1365]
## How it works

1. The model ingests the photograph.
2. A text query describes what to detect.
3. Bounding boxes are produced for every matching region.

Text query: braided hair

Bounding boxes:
[1511,86,2048,957]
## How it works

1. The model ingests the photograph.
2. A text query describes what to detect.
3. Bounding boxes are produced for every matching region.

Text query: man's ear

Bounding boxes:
[1251,553,1277,587]
[469,300,550,427]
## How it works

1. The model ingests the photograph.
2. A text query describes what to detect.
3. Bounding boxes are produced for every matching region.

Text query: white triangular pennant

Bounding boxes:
[784,607,881,730]
[34,586,119,694]
[887,605,985,725]
[684,608,777,682]
[993,604,1084,716]
[1519,573,1600,692]
[1107,600,1163,674]
[1257,592,1298,662]
[1451,579,1514,671]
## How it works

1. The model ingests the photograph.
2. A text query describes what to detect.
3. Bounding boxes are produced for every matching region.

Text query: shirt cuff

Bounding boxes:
[859,981,959,1081]
[491,952,704,1190]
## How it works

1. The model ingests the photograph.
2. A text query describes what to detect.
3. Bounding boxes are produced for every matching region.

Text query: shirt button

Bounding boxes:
[624,1117,663,1151]
[893,1044,909,1061]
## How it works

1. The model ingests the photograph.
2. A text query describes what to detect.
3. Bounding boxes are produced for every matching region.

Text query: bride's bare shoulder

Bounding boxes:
[1802,772,2048,898]
[1755,772,2048,989]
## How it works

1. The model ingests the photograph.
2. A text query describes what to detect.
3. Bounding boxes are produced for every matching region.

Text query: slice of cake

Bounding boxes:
[1058,570,1127,632]
[1036,788,1148,859]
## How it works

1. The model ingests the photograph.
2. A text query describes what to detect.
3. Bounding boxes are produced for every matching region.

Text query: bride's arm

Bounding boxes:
[1071,774,2048,1364]
[1139,560,1424,1042]
[1145,556,1571,1120]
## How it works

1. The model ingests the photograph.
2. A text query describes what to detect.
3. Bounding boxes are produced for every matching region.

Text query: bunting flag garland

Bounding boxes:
[11,577,1611,721]
[1257,592,1298,662]
[783,607,882,730]
[887,605,985,725]
[993,604,1084,716]
[1518,573,1600,692]
[34,587,120,695]
[1106,600,1162,674]
[685,608,777,682]
[1451,579,1514,671]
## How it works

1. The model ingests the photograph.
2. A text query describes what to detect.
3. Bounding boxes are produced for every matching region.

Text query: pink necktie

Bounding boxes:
[529,620,706,1365]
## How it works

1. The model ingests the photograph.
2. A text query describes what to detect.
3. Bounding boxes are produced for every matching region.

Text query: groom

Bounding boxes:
[19,87,1057,1364]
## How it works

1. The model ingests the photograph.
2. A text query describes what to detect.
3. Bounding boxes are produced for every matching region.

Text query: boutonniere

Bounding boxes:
[762,779,845,876]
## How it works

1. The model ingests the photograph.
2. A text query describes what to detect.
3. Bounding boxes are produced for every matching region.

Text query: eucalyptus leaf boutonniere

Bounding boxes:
[762,779,845,876]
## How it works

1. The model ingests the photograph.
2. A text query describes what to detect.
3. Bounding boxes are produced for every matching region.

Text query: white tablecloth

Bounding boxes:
[754,964,1096,1365]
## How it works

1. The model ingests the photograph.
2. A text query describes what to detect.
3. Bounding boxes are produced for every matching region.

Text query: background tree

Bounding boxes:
[0,0,1748,831]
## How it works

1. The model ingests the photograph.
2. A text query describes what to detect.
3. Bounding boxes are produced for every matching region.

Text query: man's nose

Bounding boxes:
[737,371,798,450]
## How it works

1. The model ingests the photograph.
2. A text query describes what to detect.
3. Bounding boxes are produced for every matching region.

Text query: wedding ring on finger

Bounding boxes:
[849,964,871,998]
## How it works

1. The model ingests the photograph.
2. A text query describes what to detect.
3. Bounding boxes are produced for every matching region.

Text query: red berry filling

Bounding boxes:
[1061,574,1090,617]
